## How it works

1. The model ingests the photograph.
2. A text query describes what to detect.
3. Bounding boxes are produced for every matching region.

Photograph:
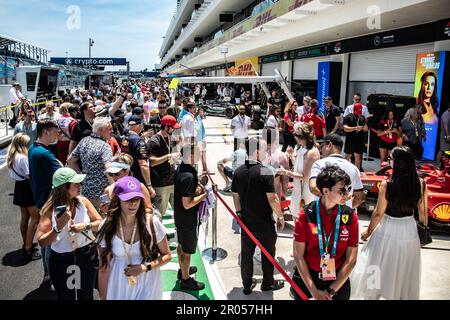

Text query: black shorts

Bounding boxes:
[13,179,35,207]
[344,137,365,155]
[176,225,199,255]
[224,166,234,179]
[378,139,396,150]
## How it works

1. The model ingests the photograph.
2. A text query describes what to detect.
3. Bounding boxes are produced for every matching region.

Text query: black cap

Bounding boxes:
[128,115,142,126]
[322,133,343,149]
[132,107,143,115]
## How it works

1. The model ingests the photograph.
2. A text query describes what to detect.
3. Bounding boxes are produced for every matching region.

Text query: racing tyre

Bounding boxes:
[225,106,236,119]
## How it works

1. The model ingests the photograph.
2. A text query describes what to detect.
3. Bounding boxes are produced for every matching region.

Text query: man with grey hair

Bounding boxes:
[67,117,113,207]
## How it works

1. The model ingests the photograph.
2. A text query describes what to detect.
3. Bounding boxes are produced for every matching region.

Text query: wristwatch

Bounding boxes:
[326,287,337,297]
[145,262,152,272]
[85,222,92,231]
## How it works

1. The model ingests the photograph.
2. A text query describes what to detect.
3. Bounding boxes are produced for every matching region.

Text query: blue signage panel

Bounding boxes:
[50,57,127,66]
[317,61,331,116]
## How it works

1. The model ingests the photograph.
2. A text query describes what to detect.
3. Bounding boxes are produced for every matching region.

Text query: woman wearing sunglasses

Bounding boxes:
[293,165,359,300]
[100,153,153,215]
[351,146,426,300]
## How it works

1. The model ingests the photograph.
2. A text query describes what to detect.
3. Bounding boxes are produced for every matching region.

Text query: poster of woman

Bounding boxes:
[417,71,439,125]
[414,51,447,160]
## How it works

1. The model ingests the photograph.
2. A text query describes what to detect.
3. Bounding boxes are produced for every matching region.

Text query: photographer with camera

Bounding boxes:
[147,115,181,218]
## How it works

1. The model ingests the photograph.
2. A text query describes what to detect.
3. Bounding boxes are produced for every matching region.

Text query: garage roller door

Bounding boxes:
[261,62,282,76]
[349,43,434,82]
[293,56,330,80]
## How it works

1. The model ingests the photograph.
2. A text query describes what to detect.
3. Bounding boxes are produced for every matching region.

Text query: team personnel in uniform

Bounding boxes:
[293,165,359,300]
[343,103,368,170]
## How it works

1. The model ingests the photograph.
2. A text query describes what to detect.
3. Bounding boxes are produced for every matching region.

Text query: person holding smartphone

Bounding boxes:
[37,168,102,300]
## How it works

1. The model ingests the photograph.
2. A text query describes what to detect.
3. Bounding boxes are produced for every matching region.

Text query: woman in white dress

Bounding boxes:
[278,122,320,218]
[97,176,171,300]
[351,146,426,300]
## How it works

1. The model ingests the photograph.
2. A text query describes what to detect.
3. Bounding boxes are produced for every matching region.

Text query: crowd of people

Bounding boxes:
[4,77,443,300]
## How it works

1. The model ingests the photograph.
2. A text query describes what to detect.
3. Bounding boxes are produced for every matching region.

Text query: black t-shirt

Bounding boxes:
[268,96,282,106]
[147,134,176,187]
[121,132,148,184]
[71,119,92,143]
[325,105,341,133]
[344,114,366,141]
[174,162,199,229]
[231,161,276,232]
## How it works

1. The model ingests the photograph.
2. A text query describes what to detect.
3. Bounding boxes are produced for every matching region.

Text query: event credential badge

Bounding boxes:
[321,254,336,281]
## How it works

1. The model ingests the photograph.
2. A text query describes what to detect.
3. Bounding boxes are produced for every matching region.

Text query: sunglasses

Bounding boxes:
[294,133,304,139]
[334,185,352,197]
[107,171,124,177]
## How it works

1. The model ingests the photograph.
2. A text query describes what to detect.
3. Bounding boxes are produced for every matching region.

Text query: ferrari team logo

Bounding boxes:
[341,214,349,224]
[312,226,318,235]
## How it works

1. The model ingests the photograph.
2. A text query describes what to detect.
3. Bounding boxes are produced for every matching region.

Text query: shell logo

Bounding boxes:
[377,182,382,189]
[431,203,450,220]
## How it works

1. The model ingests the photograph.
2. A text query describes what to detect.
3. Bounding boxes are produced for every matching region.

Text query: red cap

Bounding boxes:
[354,103,362,116]
[161,115,181,129]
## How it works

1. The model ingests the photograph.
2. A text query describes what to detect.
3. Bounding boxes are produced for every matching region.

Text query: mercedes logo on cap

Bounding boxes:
[127,181,137,190]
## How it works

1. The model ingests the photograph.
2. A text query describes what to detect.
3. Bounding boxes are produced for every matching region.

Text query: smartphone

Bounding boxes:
[55,205,67,219]
[99,194,111,205]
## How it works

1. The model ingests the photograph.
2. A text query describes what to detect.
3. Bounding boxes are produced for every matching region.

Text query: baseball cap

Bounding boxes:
[354,103,362,116]
[321,134,343,149]
[132,107,144,115]
[114,176,144,201]
[161,115,181,129]
[150,108,160,115]
[52,168,86,188]
[105,162,131,174]
[128,115,142,126]
[323,96,332,101]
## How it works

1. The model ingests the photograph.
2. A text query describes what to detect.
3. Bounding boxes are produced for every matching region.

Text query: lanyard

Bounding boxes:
[316,199,341,257]
[238,115,245,127]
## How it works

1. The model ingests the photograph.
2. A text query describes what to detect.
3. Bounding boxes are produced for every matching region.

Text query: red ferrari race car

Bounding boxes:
[359,152,450,231]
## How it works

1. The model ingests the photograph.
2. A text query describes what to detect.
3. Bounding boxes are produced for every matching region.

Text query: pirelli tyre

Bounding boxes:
[225,105,237,119]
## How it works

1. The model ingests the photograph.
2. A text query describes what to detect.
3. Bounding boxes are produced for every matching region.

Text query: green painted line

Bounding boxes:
[161,208,215,300]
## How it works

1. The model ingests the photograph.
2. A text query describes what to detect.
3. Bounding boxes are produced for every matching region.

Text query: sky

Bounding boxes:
[0,0,176,71]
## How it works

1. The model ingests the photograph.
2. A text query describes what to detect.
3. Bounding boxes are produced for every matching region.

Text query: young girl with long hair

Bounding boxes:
[7,133,41,259]
[97,176,171,300]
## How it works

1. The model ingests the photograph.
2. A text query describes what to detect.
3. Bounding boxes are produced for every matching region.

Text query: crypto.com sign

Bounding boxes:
[50,57,127,66]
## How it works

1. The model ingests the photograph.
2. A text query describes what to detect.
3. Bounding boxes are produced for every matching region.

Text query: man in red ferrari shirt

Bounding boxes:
[300,99,326,139]
[292,165,359,300]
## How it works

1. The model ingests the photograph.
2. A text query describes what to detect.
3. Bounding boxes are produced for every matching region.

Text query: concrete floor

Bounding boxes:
[201,115,450,300]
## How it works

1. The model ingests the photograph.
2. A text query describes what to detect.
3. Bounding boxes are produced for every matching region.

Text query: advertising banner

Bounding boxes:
[317,61,331,116]
[232,57,259,76]
[414,51,447,160]
[50,57,127,66]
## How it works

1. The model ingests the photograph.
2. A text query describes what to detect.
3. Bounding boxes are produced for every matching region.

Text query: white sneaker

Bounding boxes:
[50,284,55,292]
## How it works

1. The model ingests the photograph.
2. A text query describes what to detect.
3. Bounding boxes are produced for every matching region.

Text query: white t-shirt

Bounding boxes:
[8,153,29,181]
[266,115,278,129]
[40,112,61,121]
[180,112,197,139]
[231,115,251,139]
[310,154,363,207]
[230,149,247,171]
[9,87,23,105]
[344,104,370,119]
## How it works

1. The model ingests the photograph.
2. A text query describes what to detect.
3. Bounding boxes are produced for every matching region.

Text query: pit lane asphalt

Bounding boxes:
[1,116,450,300]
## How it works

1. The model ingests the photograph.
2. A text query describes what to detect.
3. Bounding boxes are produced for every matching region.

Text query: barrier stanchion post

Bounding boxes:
[202,180,228,262]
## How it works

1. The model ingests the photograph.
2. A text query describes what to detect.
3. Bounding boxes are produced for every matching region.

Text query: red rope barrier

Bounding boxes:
[207,173,309,301]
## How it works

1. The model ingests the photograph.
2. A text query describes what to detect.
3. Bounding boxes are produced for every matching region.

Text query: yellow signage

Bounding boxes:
[431,203,450,221]
[233,57,259,76]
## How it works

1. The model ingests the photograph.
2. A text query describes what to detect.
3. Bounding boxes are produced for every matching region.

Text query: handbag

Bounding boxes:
[416,179,432,245]
[417,221,432,245]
